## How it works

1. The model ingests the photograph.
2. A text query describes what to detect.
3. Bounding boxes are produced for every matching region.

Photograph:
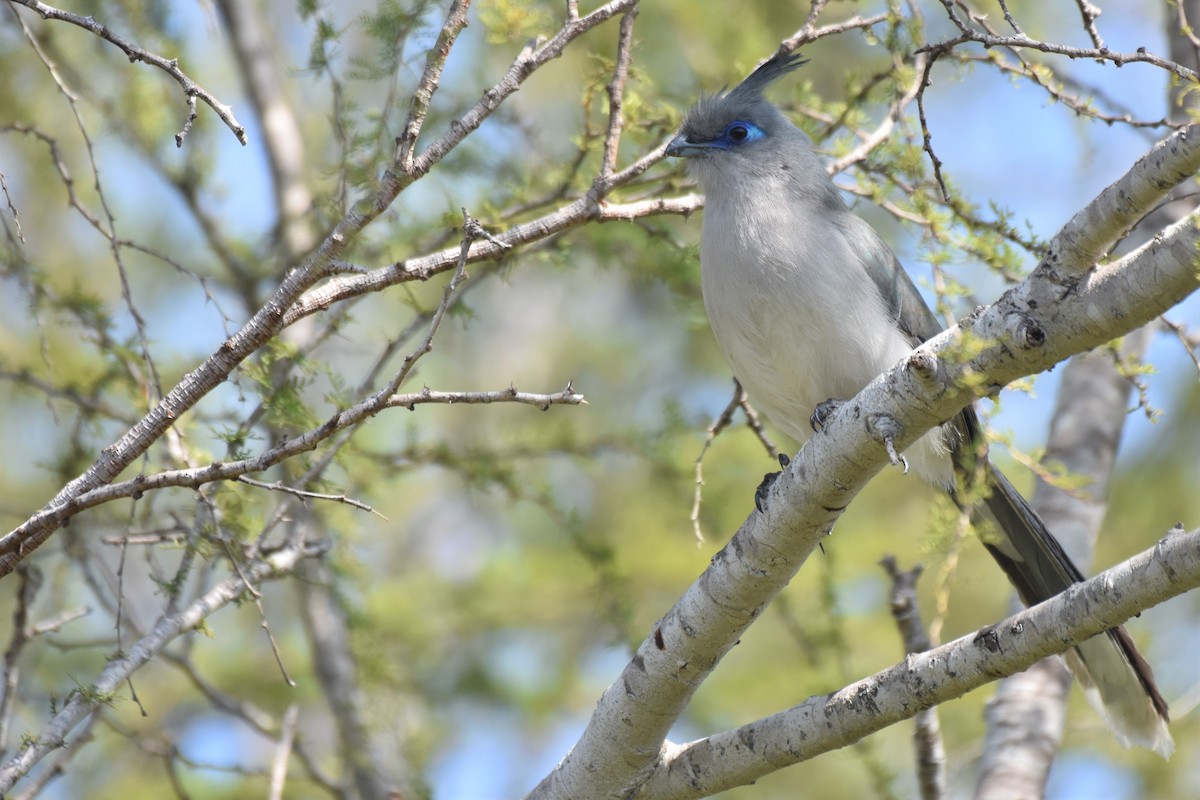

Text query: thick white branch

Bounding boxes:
[638,526,1200,798]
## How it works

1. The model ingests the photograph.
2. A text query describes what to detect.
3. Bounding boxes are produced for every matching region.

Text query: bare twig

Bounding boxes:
[690,381,747,545]
[237,476,387,518]
[782,8,889,51]
[828,47,927,175]
[28,606,90,636]
[387,384,586,411]
[965,51,1177,131]
[0,539,329,792]
[1161,315,1200,372]
[599,7,638,178]
[1074,0,1106,52]
[0,171,23,243]
[924,0,1196,81]
[408,0,638,180]
[997,0,1023,35]
[7,0,248,145]
[286,191,704,328]
[13,8,167,407]
[1175,0,1200,68]
[880,557,945,800]
[0,565,42,760]
[396,0,472,174]
[915,53,950,201]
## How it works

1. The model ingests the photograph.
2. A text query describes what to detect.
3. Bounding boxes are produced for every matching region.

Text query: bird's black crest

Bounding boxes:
[682,51,808,136]
[728,51,809,104]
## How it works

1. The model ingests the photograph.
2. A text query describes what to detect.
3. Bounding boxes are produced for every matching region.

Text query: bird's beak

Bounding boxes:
[665,133,711,158]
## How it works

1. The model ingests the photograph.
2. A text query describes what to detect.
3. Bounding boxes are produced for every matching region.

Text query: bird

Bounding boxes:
[665,50,1173,757]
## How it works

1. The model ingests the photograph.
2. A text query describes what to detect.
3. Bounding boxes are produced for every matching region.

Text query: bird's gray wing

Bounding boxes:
[837,212,944,345]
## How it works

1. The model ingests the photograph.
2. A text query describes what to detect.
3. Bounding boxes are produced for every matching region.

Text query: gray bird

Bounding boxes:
[666,51,1172,757]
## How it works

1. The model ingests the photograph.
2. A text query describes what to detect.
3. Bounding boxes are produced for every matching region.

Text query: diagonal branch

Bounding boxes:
[6,0,248,145]
[395,0,472,174]
[636,525,1200,798]
[0,538,329,793]
[0,1,639,576]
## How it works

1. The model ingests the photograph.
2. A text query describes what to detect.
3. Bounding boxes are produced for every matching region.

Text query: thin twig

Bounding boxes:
[237,476,388,518]
[8,0,247,145]
[880,557,945,800]
[1175,0,1200,68]
[408,0,638,179]
[915,52,950,201]
[1161,315,1200,372]
[923,0,1196,81]
[1074,0,1106,52]
[690,381,746,545]
[782,11,890,52]
[387,384,586,411]
[828,47,928,175]
[0,539,329,792]
[0,171,23,243]
[0,565,42,759]
[997,0,1023,35]
[395,0,471,173]
[599,7,638,178]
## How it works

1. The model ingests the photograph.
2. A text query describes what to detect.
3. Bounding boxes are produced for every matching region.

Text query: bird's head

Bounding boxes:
[666,51,811,190]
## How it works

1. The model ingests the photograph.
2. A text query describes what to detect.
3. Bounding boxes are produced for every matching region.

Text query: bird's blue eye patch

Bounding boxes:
[718,120,764,148]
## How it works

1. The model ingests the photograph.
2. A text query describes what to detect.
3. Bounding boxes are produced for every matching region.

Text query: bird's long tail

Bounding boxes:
[978,463,1173,757]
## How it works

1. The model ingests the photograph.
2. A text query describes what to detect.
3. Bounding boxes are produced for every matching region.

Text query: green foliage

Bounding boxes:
[479,0,553,44]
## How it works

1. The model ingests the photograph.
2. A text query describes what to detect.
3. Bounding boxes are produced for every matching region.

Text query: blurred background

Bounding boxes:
[0,0,1198,798]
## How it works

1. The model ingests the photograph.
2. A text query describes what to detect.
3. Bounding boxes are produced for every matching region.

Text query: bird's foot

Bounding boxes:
[882,435,909,474]
[809,398,846,432]
[754,453,790,513]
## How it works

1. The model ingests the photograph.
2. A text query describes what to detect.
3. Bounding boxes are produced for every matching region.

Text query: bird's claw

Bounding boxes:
[882,434,910,475]
[754,453,790,512]
[865,413,910,475]
[809,398,845,432]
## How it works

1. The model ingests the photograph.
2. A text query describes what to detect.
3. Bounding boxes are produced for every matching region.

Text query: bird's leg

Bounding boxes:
[754,453,790,512]
[809,398,846,432]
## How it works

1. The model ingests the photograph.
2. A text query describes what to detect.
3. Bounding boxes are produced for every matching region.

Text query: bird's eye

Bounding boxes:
[722,121,762,147]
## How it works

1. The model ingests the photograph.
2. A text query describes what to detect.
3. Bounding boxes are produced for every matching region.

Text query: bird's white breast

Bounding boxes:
[699,191,953,485]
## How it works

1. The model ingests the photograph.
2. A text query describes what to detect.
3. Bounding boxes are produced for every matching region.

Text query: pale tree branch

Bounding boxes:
[0,538,330,793]
[298,556,402,800]
[283,178,701,330]
[215,0,316,257]
[396,0,472,174]
[268,703,299,800]
[631,525,1200,799]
